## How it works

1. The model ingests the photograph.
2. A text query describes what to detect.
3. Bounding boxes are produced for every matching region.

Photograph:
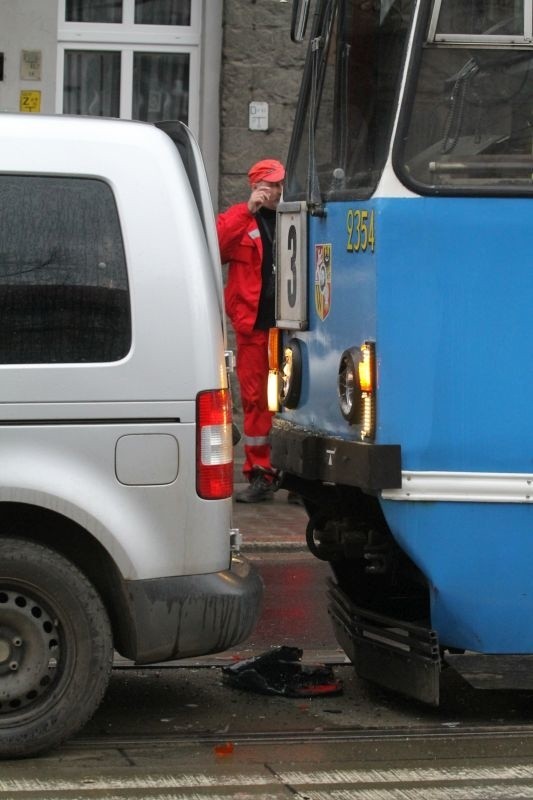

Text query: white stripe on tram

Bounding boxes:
[381,470,533,503]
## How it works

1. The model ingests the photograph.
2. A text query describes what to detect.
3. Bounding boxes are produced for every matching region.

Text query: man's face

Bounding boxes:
[254,179,283,210]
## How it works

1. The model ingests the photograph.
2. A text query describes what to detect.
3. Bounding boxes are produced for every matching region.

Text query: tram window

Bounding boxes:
[396,41,533,193]
[285,0,413,202]
[435,0,523,37]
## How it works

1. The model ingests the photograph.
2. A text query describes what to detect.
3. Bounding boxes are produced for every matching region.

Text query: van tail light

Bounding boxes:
[196,389,233,499]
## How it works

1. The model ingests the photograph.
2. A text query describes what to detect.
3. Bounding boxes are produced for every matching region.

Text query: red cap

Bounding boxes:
[248,159,285,185]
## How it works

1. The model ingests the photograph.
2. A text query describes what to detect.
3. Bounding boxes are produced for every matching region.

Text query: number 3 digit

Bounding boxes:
[287,224,297,308]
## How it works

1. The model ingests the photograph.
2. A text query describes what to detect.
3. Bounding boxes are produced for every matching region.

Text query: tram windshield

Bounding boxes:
[283,0,414,202]
[397,0,533,192]
[286,0,533,201]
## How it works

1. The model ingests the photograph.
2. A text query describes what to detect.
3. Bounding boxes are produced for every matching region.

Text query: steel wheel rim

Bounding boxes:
[0,586,63,716]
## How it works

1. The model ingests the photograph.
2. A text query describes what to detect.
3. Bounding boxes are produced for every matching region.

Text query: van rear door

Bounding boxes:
[156,121,226,344]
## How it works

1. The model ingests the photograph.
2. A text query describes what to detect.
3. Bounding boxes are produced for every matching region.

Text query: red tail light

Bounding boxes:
[196,389,233,499]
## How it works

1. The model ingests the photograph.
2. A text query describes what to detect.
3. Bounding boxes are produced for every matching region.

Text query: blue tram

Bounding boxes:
[271,0,533,703]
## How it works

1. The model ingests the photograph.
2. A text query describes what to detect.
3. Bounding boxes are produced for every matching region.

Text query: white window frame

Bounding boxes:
[56,0,201,134]
[428,0,533,45]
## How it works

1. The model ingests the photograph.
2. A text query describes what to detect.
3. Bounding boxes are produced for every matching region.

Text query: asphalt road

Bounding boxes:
[4,552,533,798]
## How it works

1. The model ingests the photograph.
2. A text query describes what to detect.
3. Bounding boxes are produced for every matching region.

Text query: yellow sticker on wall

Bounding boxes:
[20,90,41,113]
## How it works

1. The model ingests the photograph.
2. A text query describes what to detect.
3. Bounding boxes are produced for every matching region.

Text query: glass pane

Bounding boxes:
[132,52,189,122]
[66,0,123,23]
[0,176,130,364]
[285,0,414,202]
[398,45,533,190]
[63,51,120,117]
[135,0,191,25]
[436,0,523,36]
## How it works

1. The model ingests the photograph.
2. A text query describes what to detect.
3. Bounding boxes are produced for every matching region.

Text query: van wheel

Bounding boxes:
[0,537,113,759]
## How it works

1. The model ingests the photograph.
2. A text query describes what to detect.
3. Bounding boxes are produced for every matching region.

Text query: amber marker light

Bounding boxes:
[359,344,374,393]
[268,327,281,370]
[360,342,376,440]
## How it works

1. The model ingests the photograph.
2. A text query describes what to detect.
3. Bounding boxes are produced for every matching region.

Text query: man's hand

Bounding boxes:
[247,185,272,213]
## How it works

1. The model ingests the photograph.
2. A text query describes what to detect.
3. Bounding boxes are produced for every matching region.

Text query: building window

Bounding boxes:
[135,0,191,26]
[66,0,123,23]
[0,176,131,364]
[64,50,121,116]
[58,0,199,130]
[65,1,191,25]
[133,51,189,122]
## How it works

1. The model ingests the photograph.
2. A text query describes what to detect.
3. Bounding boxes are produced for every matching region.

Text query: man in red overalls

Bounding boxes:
[217,159,285,502]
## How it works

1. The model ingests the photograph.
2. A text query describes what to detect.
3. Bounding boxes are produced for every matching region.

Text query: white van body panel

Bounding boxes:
[0,115,225,403]
[0,422,231,578]
[0,114,229,578]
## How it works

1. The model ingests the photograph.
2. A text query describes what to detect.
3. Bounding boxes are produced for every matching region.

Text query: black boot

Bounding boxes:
[235,471,275,503]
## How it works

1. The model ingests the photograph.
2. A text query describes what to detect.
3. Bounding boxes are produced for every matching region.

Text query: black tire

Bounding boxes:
[0,537,113,758]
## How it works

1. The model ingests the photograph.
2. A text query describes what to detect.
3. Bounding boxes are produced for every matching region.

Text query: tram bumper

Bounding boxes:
[327,578,442,706]
[271,419,401,491]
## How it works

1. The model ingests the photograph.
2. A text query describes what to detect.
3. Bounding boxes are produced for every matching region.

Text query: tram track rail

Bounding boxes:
[69,720,533,749]
[4,720,533,800]
[5,664,533,799]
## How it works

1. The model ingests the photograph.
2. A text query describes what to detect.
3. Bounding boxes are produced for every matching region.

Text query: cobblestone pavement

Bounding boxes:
[233,483,308,552]
[231,419,309,552]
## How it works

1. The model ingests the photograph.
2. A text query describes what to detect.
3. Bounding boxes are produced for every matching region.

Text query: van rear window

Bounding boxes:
[0,175,131,363]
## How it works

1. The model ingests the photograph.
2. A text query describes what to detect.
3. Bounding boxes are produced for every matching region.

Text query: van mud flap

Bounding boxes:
[327,579,441,706]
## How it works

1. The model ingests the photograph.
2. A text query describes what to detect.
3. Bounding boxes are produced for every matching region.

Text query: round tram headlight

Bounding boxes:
[338,343,376,438]
[279,338,302,409]
[338,348,362,424]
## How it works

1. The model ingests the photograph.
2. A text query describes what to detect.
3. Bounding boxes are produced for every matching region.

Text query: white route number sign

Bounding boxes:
[275,201,308,330]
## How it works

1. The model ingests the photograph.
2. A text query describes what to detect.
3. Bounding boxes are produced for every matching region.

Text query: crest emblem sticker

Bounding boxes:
[314,243,332,321]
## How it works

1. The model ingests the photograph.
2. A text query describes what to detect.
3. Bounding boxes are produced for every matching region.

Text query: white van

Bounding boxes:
[0,114,262,758]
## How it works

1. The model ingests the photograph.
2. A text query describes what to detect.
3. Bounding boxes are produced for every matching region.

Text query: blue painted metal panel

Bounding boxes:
[285,195,533,470]
[282,194,533,651]
[377,196,533,474]
[282,200,377,435]
[383,499,533,652]
[376,197,533,650]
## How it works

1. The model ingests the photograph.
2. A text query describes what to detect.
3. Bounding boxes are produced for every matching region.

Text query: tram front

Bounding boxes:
[272,0,533,704]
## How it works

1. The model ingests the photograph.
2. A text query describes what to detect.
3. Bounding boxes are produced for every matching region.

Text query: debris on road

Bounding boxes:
[222,646,343,698]
[214,741,235,757]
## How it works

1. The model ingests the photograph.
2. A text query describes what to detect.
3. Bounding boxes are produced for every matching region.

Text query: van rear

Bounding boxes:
[0,114,262,758]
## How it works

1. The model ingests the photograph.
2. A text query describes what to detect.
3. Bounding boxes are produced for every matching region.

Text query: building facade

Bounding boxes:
[219,0,305,209]
[0,0,305,210]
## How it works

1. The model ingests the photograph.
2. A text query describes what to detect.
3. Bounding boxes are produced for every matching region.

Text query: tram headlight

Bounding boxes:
[279,339,302,409]
[337,342,376,439]
[267,370,280,412]
[267,328,281,412]
[338,348,361,423]
[267,330,303,411]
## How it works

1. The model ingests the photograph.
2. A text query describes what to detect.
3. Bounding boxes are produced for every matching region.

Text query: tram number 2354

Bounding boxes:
[346,208,375,253]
